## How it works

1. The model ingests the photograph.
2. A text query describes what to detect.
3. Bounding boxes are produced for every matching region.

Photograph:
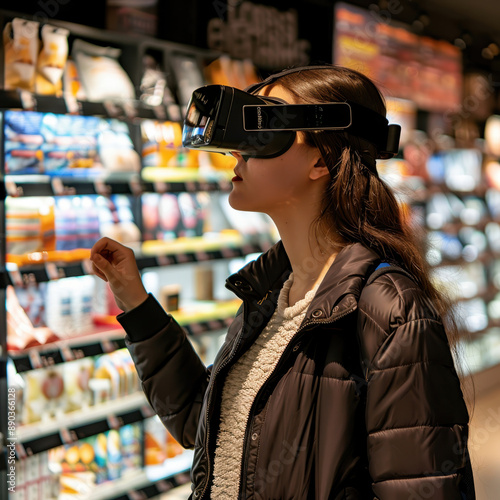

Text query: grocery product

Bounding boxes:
[3,18,39,91]
[144,415,167,466]
[35,24,70,95]
[72,39,135,102]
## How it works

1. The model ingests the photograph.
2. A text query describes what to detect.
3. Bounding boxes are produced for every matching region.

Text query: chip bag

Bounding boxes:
[3,17,40,91]
[36,24,70,95]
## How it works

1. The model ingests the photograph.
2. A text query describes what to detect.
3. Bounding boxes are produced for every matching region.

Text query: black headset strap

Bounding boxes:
[244,65,335,94]
[244,65,400,158]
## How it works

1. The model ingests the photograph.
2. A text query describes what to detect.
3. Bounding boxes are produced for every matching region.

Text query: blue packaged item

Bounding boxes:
[4,110,44,174]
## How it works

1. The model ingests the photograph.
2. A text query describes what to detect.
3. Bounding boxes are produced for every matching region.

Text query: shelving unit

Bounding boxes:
[0,8,266,500]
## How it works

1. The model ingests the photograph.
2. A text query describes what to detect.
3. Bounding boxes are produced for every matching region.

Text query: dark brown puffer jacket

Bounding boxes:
[121,242,475,499]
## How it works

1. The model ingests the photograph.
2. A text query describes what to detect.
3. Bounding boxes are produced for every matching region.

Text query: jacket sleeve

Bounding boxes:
[357,281,474,499]
[119,294,210,449]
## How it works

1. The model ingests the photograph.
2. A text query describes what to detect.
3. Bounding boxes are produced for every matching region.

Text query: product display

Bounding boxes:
[46,422,143,495]
[5,110,141,175]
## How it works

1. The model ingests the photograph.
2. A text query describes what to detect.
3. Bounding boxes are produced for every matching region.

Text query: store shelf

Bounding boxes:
[10,326,128,372]
[16,392,154,456]
[90,451,193,500]
[5,238,269,285]
[10,300,240,372]
[3,171,234,197]
[0,88,176,122]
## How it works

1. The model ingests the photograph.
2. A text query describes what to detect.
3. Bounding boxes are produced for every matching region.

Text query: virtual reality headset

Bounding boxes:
[182,66,401,160]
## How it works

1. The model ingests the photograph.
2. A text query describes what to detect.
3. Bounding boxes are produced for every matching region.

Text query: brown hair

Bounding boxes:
[274,66,472,393]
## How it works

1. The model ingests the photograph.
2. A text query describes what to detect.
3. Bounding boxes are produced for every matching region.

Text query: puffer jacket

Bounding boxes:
[120,241,475,499]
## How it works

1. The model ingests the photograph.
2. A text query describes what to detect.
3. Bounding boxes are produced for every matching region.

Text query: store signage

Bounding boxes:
[334,3,463,113]
[207,1,310,69]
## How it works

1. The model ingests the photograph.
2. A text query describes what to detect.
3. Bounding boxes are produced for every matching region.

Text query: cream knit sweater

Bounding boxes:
[211,274,319,498]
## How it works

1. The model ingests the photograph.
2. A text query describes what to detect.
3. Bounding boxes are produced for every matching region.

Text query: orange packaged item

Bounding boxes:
[63,58,87,100]
[35,24,69,95]
[3,18,40,92]
[6,197,56,255]
[144,415,167,466]
[166,430,184,459]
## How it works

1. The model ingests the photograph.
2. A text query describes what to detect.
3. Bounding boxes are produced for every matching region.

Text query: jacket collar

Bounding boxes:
[226,241,382,321]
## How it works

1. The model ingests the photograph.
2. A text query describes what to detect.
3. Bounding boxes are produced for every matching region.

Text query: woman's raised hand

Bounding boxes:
[90,237,149,313]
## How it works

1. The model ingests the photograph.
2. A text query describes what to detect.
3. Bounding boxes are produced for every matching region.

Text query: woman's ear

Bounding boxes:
[309,156,330,181]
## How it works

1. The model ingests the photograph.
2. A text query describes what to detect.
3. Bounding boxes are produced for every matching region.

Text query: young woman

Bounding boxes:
[90,66,475,499]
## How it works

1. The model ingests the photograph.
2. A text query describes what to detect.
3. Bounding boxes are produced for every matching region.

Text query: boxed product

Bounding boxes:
[55,196,101,251]
[40,113,100,173]
[64,358,94,413]
[141,120,183,168]
[177,192,207,238]
[119,422,143,473]
[96,194,141,244]
[6,196,56,255]
[4,110,45,174]
[97,120,141,172]
[142,192,180,241]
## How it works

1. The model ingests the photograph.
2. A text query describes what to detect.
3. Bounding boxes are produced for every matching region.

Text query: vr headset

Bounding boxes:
[182,66,401,160]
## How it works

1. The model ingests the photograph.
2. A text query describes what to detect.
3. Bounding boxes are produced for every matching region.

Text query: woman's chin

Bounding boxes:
[228,192,250,211]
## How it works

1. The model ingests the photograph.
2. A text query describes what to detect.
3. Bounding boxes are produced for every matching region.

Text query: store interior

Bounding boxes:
[1,1,500,499]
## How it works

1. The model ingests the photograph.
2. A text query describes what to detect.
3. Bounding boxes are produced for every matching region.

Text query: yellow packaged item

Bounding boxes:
[35,24,70,96]
[3,18,40,92]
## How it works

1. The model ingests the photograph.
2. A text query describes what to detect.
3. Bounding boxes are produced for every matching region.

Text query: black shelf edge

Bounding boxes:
[3,174,233,197]
[10,333,127,373]
[9,313,236,372]
[5,240,264,286]
[113,470,192,500]
[17,400,152,456]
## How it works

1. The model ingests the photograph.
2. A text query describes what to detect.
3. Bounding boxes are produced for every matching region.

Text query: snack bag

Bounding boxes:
[72,38,135,101]
[3,18,40,91]
[35,24,70,95]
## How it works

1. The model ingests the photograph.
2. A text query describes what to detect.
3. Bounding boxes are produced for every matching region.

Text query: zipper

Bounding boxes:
[197,300,252,499]
[237,302,358,498]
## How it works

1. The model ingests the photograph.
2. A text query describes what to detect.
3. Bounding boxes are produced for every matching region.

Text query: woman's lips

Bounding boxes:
[232,174,243,182]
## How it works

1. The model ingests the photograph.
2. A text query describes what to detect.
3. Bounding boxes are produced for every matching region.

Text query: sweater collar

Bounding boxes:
[226,241,382,320]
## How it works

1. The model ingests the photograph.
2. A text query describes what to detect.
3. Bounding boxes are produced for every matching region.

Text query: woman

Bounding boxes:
[90,66,475,499]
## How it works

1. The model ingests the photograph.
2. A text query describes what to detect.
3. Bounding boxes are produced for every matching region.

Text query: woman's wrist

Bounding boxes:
[121,290,150,313]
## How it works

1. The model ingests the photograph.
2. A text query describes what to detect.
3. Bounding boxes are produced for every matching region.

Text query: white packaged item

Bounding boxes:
[45,279,74,338]
[3,18,40,91]
[35,24,70,95]
[72,39,135,102]
[97,121,141,172]
[71,276,95,334]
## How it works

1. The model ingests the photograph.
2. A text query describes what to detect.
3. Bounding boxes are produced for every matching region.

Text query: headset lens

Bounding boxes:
[182,86,223,148]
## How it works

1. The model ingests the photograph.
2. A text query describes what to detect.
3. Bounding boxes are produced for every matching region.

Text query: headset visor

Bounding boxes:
[182,84,401,159]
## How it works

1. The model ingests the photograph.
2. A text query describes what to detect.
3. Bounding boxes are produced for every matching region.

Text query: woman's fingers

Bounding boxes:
[91,237,123,261]
[91,260,108,282]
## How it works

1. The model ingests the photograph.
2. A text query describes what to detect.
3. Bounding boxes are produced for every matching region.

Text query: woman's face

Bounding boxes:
[228,86,326,216]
